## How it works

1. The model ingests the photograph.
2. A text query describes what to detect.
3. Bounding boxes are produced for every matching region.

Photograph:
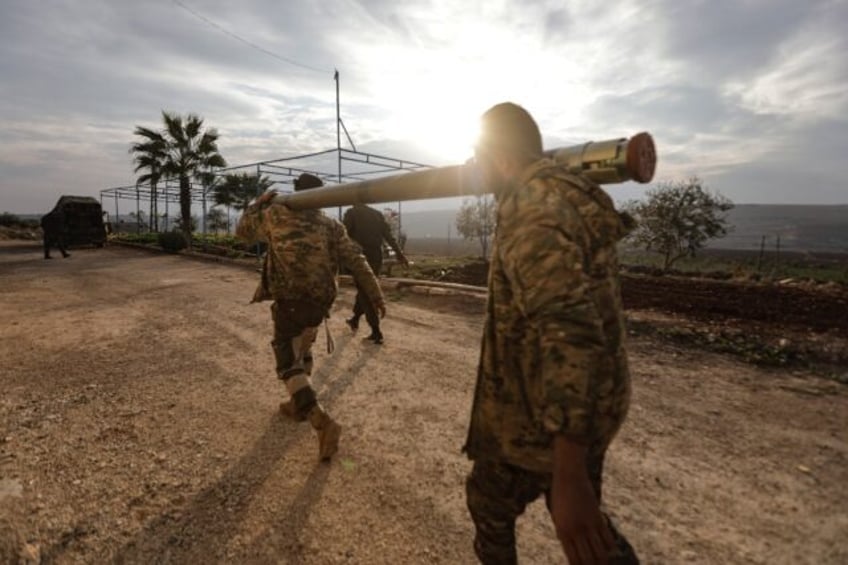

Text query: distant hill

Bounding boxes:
[398,204,848,252]
[398,209,458,239]
[712,205,848,252]
[10,203,846,253]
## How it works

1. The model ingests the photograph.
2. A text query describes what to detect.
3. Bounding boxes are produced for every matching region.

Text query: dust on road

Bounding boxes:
[1,241,846,564]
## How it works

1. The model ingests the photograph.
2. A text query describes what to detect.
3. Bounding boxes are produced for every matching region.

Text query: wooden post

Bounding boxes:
[757,235,766,272]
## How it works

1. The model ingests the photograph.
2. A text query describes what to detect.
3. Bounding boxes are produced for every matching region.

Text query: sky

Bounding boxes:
[1,0,846,215]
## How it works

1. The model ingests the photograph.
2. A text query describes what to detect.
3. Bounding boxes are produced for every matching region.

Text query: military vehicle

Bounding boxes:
[41,196,107,248]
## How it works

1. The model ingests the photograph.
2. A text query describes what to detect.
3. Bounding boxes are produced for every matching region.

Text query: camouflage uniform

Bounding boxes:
[342,204,404,340]
[236,197,383,456]
[464,159,638,563]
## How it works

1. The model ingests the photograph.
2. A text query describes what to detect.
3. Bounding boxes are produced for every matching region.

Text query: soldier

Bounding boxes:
[40,210,70,259]
[236,173,386,461]
[342,203,408,344]
[463,103,639,564]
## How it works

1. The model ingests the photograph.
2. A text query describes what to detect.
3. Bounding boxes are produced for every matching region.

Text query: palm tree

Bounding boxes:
[205,207,229,234]
[159,112,227,241]
[131,112,227,240]
[129,129,167,231]
[213,173,274,213]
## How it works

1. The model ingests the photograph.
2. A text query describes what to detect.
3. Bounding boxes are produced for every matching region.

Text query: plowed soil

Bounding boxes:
[1,241,846,564]
[428,259,848,336]
[621,274,848,335]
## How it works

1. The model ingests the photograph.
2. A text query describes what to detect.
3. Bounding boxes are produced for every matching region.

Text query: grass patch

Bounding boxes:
[620,247,848,284]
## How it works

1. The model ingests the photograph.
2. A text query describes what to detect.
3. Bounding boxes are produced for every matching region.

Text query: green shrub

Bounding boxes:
[158,230,188,253]
[0,212,21,227]
[116,232,159,245]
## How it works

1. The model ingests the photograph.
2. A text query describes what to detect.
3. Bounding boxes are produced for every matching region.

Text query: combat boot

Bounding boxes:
[366,330,384,345]
[279,400,306,422]
[307,406,341,461]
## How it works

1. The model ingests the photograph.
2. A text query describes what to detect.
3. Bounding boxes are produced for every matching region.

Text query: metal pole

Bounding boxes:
[202,178,208,235]
[165,192,169,231]
[114,194,119,234]
[256,164,262,260]
[136,185,141,234]
[202,185,207,245]
[335,69,342,220]
[154,184,159,232]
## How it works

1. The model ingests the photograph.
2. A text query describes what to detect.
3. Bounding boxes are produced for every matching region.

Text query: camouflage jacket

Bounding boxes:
[342,204,403,268]
[236,198,384,312]
[464,159,632,473]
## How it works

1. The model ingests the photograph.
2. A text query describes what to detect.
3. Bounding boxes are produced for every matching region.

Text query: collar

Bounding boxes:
[500,158,558,198]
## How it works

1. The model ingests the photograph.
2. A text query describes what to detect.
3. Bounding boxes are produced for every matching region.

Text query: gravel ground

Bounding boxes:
[1,241,846,564]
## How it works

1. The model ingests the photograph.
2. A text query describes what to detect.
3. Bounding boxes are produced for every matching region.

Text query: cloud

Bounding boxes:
[655,0,822,79]
[0,0,846,215]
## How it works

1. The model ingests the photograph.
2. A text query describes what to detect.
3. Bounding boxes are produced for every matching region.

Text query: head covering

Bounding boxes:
[294,173,324,191]
[477,102,543,159]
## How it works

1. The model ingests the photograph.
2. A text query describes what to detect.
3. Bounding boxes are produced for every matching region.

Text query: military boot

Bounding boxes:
[308,406,341,461]
[366,329,384,345]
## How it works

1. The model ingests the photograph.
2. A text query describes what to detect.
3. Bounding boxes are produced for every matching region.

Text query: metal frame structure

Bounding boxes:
[100,72,433,235]
[99,147,433,234]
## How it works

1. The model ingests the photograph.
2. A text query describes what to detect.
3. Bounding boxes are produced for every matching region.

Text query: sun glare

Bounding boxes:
[377,83,486,165]
[408,106,480,165]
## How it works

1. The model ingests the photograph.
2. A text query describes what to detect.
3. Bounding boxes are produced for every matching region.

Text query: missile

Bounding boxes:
[273,132,656,210]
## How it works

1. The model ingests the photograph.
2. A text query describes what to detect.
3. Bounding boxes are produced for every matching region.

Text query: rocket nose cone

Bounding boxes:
[626,132,657,183]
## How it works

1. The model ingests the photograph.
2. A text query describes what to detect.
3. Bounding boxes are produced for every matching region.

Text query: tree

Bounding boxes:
[455,195,497,258]
[129,130,167,231]
[0,212,21,227]
[131,111,227,241]
[212,173,273,212]
[206,208,228,234]
[624,176,733,270]
[174,214,199,234]
[382,208,407,252]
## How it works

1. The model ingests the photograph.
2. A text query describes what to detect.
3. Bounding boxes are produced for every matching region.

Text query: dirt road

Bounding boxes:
[1,241,846,564]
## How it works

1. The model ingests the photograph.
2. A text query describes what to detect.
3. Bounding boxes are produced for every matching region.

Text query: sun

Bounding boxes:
[375,80,485,166]
[408,106,481,165]
[380,104,480,166]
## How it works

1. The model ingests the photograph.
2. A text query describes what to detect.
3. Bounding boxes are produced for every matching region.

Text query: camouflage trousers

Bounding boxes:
[352,253,382,332]
[466,455,638,565]
[271,299,326,419]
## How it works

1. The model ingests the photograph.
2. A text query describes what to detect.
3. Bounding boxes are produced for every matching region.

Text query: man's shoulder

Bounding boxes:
[313,212,346,239]
[500,162,627,242]
[524,162,598,195]
[520,163,616,213]
[267,207,336,231]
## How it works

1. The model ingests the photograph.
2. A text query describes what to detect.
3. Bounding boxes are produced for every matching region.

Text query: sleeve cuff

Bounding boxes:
[541,403,591,441]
